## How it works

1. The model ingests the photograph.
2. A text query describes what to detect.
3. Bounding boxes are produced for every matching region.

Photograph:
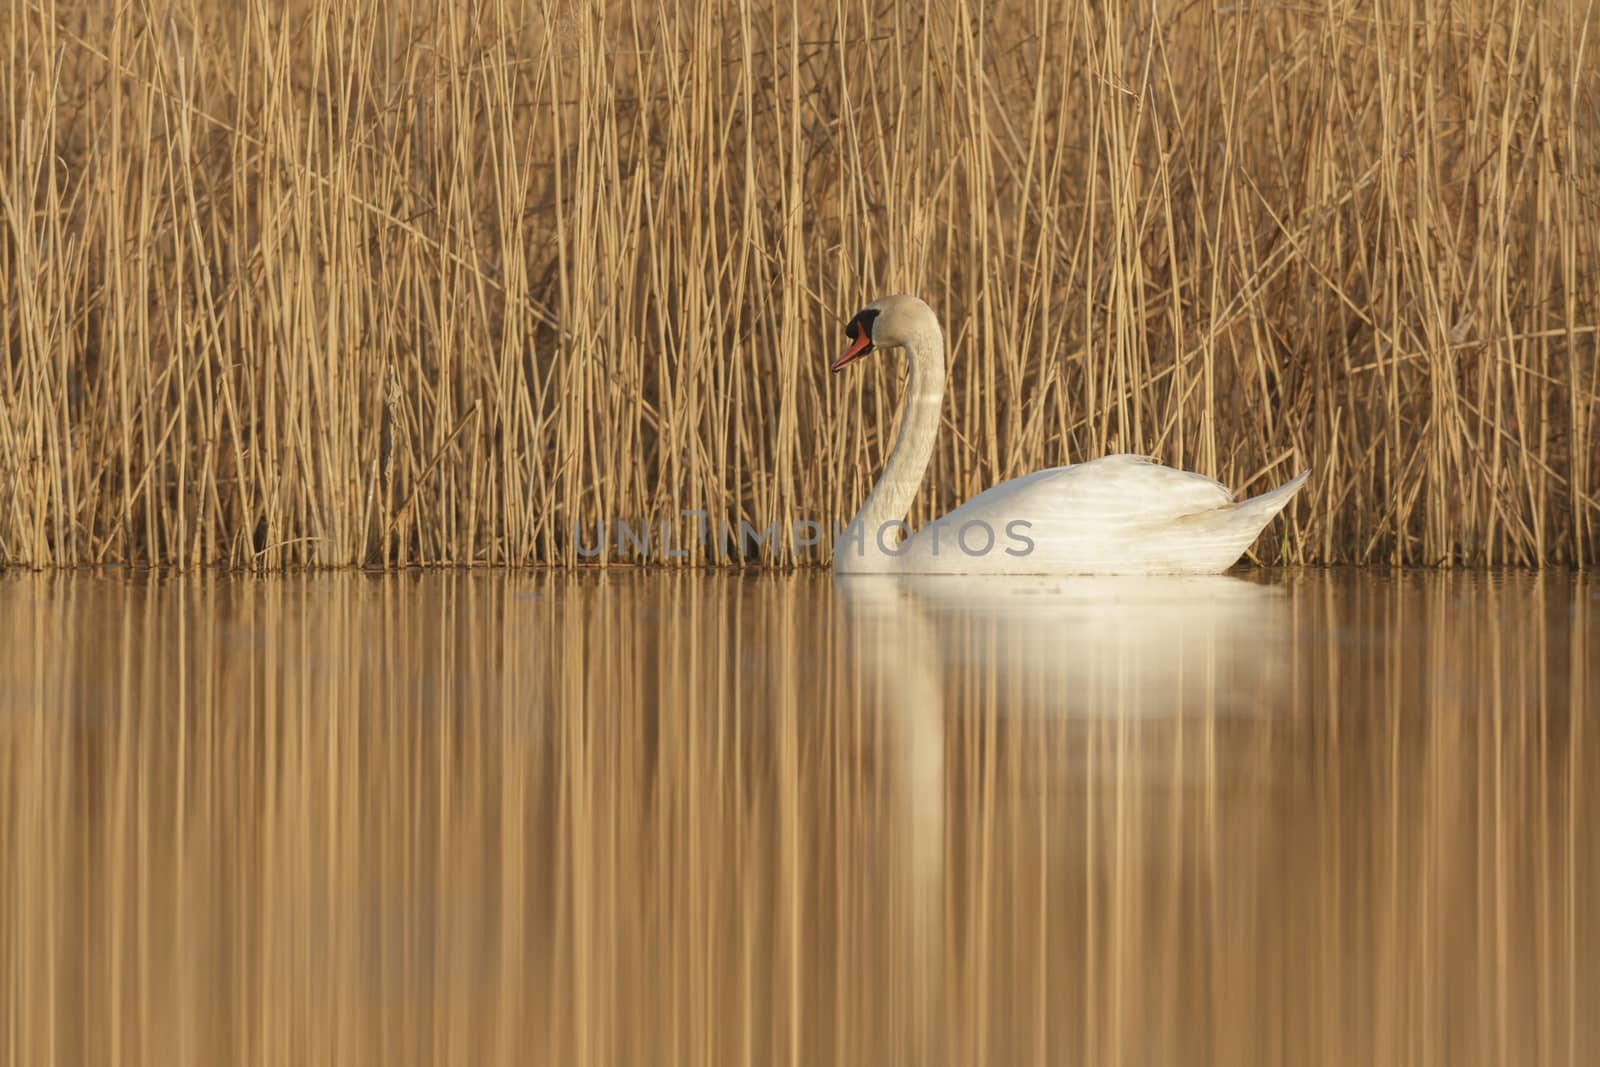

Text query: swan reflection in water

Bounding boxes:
[833,572,1293,1060]
[835,572,1294,716]
[833,571,1296,911]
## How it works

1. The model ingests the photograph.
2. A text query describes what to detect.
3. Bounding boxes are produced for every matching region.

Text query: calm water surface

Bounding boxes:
[1,569,1595,1065]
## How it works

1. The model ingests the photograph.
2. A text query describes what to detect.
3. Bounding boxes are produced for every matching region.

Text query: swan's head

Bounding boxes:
[831,294,940,372]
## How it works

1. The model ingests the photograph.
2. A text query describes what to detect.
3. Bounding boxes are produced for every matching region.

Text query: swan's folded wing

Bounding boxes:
[886,454,1261,573]
[948,454,1233,528]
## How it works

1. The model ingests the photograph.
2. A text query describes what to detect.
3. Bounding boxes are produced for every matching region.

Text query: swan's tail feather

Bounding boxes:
[1232,468,1311,523]
[1166,468,1310,570]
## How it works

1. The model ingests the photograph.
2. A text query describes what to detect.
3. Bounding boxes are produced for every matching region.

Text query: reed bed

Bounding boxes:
[1,0,1597,568]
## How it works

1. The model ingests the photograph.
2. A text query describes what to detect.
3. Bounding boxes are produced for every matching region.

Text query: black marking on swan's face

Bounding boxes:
[849,308,881,340]
[832,307,881,372]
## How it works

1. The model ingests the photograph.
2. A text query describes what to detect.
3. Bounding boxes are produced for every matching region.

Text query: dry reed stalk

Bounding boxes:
[1,0,1597,568]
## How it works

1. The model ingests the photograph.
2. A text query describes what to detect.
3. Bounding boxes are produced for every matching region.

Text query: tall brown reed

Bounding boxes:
[2,0,1597,568]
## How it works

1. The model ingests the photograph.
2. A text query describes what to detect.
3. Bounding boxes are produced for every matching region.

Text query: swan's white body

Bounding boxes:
[836,453,1309,574]
[830,295,1309,575]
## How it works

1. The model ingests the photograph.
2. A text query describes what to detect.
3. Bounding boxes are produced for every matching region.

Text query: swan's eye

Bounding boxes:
[848,308,880,340]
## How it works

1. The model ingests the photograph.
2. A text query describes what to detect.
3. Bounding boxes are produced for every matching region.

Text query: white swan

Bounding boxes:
[831,294,1310,574]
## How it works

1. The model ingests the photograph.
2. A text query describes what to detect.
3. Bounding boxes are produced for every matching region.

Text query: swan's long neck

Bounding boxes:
[843,323,945,552]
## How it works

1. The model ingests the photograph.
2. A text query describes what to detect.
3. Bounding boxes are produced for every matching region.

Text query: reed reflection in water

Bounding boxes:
[1,570,1594,1066]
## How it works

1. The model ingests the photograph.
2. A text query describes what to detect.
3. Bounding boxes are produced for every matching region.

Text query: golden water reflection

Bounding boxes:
[1,570,1595,1065]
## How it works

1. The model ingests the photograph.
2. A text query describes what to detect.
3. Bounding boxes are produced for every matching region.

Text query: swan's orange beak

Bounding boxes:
[831,326,873,372]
